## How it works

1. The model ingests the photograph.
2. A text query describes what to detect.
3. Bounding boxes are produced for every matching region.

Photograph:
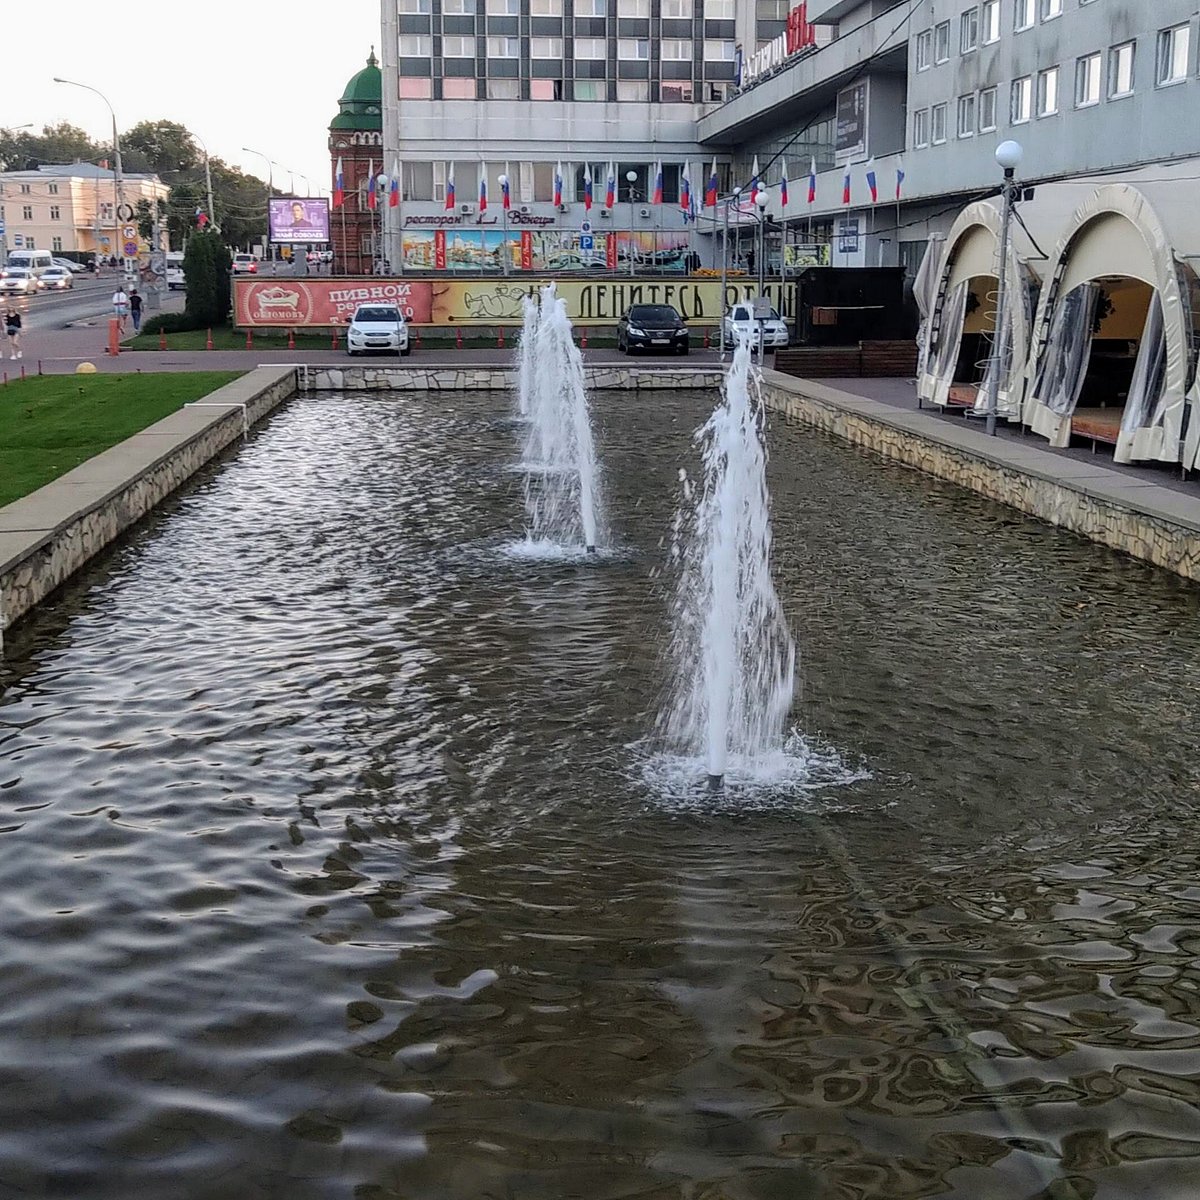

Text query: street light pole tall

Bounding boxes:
[192,131,216,231]
[625,169,638,278]
[754,191,768,296]
[497,173,510,275]
[242,146,273,262]
[54,79,126,273]
[984,140,1024,438]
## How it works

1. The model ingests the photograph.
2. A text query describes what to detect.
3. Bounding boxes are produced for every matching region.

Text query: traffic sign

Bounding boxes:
[580,220,592,234]
[123,225,136,239]
[0,221,6,236]
[123,240,139,257]
[579,234,594,251]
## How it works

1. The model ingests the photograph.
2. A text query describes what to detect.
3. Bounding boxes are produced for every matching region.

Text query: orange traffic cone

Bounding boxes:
[159,329,167,351]
[205,328,214,351]
[245,329,254,350]
[287,328,296,350]
[456,328,463,349]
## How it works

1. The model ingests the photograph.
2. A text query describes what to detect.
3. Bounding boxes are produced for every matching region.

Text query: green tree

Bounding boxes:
[0,122,102,170]
[183,229,232,327]
[122,120,198,176]
[135,198,168,242]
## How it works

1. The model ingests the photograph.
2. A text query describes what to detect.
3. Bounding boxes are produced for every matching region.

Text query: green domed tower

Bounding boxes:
[329,49,384,274]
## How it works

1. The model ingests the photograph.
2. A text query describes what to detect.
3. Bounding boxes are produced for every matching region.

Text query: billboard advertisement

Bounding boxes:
[835,81,868,159]
[268,197,331,244]
[397,229,693,273]
[234,277,795,326]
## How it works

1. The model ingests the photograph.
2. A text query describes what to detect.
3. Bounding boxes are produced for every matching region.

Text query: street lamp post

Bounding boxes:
[192,131,216,232]
[984,139,1023,437]
[754,191,768,296]
[720,186,740,358]
[376,173,388,273]
[242,146,273,264]
[625,170,638,278]
[497,173,510,275]
[53,80,127,276]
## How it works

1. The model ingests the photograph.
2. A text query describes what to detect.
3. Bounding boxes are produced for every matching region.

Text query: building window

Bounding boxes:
[704,0,735,16]
[957,93,976,136]
[575,0,606,11]
[1157,24,1190,86]
[575,36,606,58]
[399,34,431,56]
[531,79,563,99]
[618,0,649,14]
[486,35,519,56]
[1014,0,1034,32]
[979,85,998,130]
[48,182,59,195]
[1040,0,1062,20]
[52,236,63,252]
[442,0,476,12]
[1036,65,1059,115]
[915,29,932,70]
[487,79,520,98]
[530,0,563,12]
[616,80,650,100]
[662,0,692,16]
[619,38,650,59]
[486,0,519,11]
[661,82,693,101]
[19,184,31,194]
[1011,75,1032,122]
[704,40,736,60]
[574,79,606,99]
[960,9,978,54]
[1109,41,1135,98]
[931,102,947,143]
[398,0,430,9]
[25,238,35,249]
[399,77,433,97]
[49,204,61,220]
[912,107,930,147]
[443,35,475,56]
[442,77,476,97]
[661,39,692,60]
[934,21,950,63]
[981,0,1000,44]
[22,205,32,220]
[531,37,563,56]
[1075,53,1101,106]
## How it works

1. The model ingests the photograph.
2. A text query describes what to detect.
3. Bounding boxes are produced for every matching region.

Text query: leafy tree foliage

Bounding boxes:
[183,230,233,327]
[122,120,198,175]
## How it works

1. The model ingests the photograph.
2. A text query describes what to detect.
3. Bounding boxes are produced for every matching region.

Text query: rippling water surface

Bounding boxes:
[3,389,1200,1199]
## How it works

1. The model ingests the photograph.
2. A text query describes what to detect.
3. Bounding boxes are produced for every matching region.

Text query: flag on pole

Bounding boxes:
[501,173,511,210]
[895,162,905,201]
[705,158,719,209]
[444,162,456,211]
[865,159,878,204]
[680,161,691,216]
[333,156,345,209]
[367,160,377,210]
[808,157,817,204]
[478,163,487,213]
[749,155,760,204]
[553,161,563,207]
[195,206,209,229]
[780,158,789,207]
[389,161,400,208]
[652,161,663,205]
[605,162,615,209]
[584,163,593,212]
[842,161,851,206]
[687,162,700,223]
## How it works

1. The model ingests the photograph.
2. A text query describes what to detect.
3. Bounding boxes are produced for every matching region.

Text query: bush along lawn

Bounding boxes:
[0,371,242,507]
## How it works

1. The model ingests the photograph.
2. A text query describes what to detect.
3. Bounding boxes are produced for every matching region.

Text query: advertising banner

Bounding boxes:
[784,243,832,269]
[235,277,796,326]
[268,197,331,244]
[835,81,868,159]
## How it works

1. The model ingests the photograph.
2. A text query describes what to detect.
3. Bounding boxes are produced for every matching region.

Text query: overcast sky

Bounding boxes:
[9,0,379,194]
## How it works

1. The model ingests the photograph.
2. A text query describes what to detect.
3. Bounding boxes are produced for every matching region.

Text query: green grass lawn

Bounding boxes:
[0,371,243,507]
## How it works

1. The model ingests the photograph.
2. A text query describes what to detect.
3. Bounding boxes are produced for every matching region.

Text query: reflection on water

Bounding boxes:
[1,390,1200,1199]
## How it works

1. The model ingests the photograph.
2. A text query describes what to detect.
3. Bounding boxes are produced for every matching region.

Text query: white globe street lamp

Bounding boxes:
[984,140,1023,436]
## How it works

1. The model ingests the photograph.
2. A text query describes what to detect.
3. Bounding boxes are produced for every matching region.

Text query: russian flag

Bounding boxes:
[842,161,851,206]
[808,157,817,204]
[866,159,878,204]
[553,161,563,207]
[680,161,691,215]
[195,206,208,229]
[652,161,663,205]
[501,173,511,210]
[895,163,905,201]
[780,158,789,207]
[705,158,718,209]
[444,162,455,211]
[367,159,377,210]
[389,162,399,208]
[478,164,487,213]
[749,155,760,204]
[333,156,344,209]
[605,162,615,209]
[584,163,593,211]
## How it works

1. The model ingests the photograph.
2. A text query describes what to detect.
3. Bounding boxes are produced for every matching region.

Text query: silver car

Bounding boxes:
[0,268,39,295]
[40,266,75,290]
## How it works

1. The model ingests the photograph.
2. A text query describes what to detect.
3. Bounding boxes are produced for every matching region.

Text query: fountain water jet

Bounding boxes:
[515,295,539,419]
[518,284,603,552]
[659,337,796,787]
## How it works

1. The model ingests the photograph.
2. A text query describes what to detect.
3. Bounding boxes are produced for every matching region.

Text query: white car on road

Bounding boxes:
[723,302,790,350]
[0,268,40,295]
[39,266,75,290]
[346,304,410,356]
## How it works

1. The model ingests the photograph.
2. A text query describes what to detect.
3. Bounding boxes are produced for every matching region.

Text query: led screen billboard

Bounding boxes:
[268,197,330,244]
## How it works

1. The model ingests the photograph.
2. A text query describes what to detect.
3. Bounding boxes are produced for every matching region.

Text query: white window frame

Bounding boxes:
[912,107,930,147]
[530,36,564,57]
[703,39,737,61]
[916,29,932,71]
[660,38,692,60]
[616,80,650,100]
[617,0,650,14]
[934,21,950,63]
[704,0,735,16]
[486,35,519,56]
[399,34,432,56]
[1157,24,1191,87]
[981,0,1000,45]
[978,85,998,131]
[574,36,606,58]
[486,0,519,12]
[442,0,476,12]
[662,0,692,15]
[529,0,562,12]
[931,101,947,144]
[49,204,61,220]
[442,35,476,56]
[1014,0,1034,33]
[1109,40,1135,99]
[574,0,606,12]
[1040,0,1062,21]
[619,37,650,59]
[960,8,978,55]
[398,0,431,11]
[1011,75,1032,123]
[1036,65,1059,115]
[957,93,976,137]
[1075,52,1101,107]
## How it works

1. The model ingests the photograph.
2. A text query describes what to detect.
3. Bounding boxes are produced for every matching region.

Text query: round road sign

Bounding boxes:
[123,240,139,258]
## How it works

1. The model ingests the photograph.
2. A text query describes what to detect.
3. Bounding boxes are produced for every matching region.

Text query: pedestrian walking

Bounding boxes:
[3,307,21,359]
[112,286,130,332]
[129,289,143,334]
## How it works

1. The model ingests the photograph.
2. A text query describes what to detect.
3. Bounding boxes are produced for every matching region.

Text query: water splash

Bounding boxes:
[658,338,796,785]
[519,284,604,552]
[515,295,539,419]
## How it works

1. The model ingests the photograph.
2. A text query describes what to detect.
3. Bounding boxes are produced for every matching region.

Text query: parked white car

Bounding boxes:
[346,304,410,356]
[0,267,40,295]
[723,302,790,350]
[40,266,75,290]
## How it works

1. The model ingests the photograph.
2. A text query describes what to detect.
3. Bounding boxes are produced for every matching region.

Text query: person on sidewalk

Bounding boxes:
[112,286,130,333]
[129,289,143,334]
[4,308,21,359]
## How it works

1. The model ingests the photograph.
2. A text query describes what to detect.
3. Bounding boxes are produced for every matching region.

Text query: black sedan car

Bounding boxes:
[616,304,689,355]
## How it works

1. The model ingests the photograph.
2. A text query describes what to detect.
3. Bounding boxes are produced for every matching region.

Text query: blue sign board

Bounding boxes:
[579,234,594,251]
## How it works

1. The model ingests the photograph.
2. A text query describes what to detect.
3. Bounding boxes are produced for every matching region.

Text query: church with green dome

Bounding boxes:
[328,49,384,274]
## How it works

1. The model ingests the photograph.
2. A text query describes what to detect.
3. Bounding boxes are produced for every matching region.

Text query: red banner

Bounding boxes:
[234,278,434,326]
[520,231,533,271]
[606,234,618,270]
[434,229,446,271]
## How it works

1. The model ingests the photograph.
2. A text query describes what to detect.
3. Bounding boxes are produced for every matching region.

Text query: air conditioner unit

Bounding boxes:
[519,205,530,213]
[558,203,569,213]
[599,208,611,218]
[639,206,651,217]
[460,203,474,214]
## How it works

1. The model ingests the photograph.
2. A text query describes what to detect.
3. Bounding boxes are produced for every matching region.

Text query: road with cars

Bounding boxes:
[5,275,184,332]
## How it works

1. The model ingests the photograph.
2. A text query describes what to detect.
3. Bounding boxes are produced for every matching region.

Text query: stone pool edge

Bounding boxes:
[0,365,297,638]
[760,370,1200,583]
